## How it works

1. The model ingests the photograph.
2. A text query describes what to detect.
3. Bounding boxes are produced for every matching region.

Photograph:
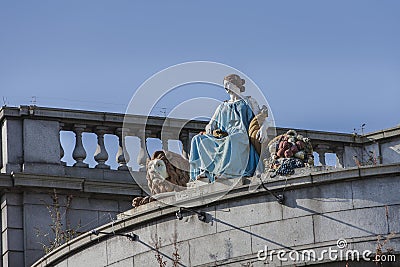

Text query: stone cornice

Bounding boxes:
[0,172,139,196]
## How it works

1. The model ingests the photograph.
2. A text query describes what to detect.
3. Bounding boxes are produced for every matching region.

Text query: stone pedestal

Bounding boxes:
[22,119,64,175]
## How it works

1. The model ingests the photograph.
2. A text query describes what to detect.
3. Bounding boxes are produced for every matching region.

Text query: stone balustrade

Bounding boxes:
[0,106,206,178]
[1,105,399,180]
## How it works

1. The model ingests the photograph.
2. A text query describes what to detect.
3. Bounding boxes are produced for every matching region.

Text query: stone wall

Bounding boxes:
[33,164,400,267]
[0,173,138,266]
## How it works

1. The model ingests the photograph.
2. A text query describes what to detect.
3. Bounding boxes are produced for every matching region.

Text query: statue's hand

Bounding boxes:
[205,123,213,135]
[256,123,268,143]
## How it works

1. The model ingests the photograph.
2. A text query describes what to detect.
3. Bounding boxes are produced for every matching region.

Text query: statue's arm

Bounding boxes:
[248,96,269,143]
[247,96,261,115]
[205,105,220,134]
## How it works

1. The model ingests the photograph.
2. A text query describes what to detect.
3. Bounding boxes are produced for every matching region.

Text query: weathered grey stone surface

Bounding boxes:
[32,163,400,267]
[313,207,388,243]
[13,173,84,190]
[343,146,361,167]
[25,249,43,267]
[53,260,68,267]
[157,206,216,246]
[365,142,380,162]
[1,205,23,230]
[1,193,24,267]
[2,228,23,253]
[67,209,100,232]
[1,193,23,207]
[159,240,190,266]
[117,200,133,213]
[216,194,282,232]
[352,176,400,208]
[188,227,252,266]
[388,204,400,234]
[107,257,134,267]
[104,221,157,264]
[24,204,65,251]
[133,240,191,267]
[67,241,107,267]
[22,192,54,206]
[23,119,60,164]
[84,180,140,195]
[22,163,64,176]
[381,140,400,164]
[68,197,119,212]
[251,216,314,251]
[106,236,136,265]
[20,190,131,261]
[282,181,353,219]
[1,119,23,173]
[2,251,24,267]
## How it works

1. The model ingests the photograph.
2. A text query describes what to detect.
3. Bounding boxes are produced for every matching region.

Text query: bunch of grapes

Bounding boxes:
[276,158,305,176]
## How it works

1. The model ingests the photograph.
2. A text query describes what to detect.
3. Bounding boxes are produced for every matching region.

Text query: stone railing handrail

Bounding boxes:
[0,105,208,130]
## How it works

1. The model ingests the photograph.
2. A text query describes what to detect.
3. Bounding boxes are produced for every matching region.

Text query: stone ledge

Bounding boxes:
[11,172,84,190]
[120,164,400,221]
[8,172,140,197]
[365,125,400,141]
[359,164,400,177]
[0,174,13,188]
[278,127,359,144]
[64,166,135,182]
[83,180,141,195]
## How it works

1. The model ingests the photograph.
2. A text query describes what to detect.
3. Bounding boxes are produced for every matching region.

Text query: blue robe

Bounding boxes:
[189,98,259,182]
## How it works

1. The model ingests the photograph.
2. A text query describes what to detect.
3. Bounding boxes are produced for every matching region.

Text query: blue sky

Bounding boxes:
[1,0,399,134]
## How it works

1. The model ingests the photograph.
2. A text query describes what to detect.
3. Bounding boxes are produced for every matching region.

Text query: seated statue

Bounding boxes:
[189,74,269,182]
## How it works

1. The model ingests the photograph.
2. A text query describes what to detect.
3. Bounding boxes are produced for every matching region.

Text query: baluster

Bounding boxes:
[334,146,345,168]
[137,130,149,171]
[317,151,326,166]
[161,136,169,151]
[94,126,110,169]
[179,131,189,159]
[59,123,66,166]
[316,144,329,166]
[115,128,128,171]
[161,128,175,152]
[72,124,88,168]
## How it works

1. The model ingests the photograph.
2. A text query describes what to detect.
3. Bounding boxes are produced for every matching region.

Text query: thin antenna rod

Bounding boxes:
[30,96,37,105]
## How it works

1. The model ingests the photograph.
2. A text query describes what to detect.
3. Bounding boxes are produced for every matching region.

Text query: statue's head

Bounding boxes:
[147,158,168,181]
[224,74,245,95]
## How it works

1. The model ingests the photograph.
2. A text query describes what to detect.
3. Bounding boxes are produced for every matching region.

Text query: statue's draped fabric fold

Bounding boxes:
[189,98,259,181]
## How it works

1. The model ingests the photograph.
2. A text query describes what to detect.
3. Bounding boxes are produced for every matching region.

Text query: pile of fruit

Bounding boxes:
[265,130,314,176]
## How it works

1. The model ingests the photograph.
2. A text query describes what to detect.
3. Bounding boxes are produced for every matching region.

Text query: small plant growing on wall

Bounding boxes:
[34,189,81,254]
[375,233,395,264]
[151,230,182,267]
[171,230,181,267]
[152,233,167,267]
